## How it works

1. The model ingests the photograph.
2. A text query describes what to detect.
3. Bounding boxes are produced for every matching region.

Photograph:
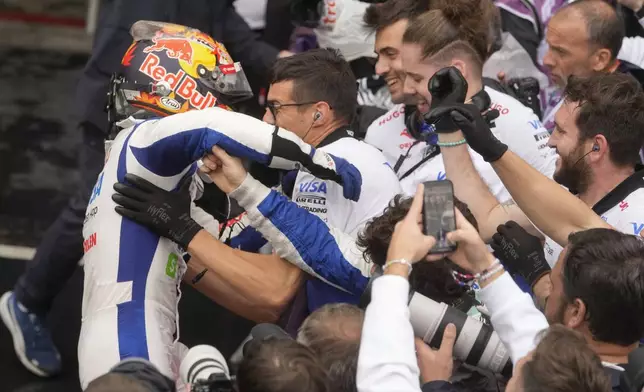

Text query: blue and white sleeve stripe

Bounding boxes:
[125,108,362,200]
[230,175,370,295]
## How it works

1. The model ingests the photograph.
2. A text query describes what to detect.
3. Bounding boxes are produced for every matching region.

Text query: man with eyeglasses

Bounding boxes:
[247,48,401,311]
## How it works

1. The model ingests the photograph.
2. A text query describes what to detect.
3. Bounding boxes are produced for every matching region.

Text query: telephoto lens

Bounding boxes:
[179,345,234,392]
[408,292,512,376]
[359,270,512,377]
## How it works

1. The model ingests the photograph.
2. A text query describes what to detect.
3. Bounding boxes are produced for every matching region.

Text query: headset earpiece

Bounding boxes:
[314,112,322,121]
[592,144,600,152]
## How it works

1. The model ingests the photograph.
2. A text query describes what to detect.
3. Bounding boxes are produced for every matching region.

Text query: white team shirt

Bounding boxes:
[292,136,401,237]
[365,87,557,199]
[544,171,644,266]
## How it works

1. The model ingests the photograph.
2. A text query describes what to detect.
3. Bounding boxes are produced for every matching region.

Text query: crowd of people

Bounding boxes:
[2,0,644,391]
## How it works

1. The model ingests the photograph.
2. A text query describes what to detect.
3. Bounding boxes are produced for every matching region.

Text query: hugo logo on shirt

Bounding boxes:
[378,106,405,126]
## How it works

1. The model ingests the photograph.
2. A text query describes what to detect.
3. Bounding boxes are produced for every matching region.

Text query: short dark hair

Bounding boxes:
[298,304,364,392]
[237,338,330,392]
[559,0,624,60]
[562,228,644,346]
[357,195,475,304]
[270,48,357,125]
[563,73,644,168]
[522,325,611,392]
[363,0,430,32]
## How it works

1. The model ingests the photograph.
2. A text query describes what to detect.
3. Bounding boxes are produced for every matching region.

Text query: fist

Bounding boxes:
[429,66,468,109]
[200,146,248,194]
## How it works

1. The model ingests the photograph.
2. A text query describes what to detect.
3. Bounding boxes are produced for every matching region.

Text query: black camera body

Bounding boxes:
[191,374,235,392]
[506,77,542,119]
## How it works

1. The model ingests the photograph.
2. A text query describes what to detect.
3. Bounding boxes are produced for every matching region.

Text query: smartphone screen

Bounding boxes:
[422,180,457,254]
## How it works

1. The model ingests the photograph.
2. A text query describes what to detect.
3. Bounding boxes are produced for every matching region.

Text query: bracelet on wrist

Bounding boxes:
[383,258,413,276]
[451,259,503,289]
[476,263,505,286]
[472,259,500,278]
[436,139,467,147]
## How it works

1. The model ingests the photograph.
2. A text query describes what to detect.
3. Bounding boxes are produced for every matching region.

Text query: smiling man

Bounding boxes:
[364,1,554,199]
[362,0,429,175]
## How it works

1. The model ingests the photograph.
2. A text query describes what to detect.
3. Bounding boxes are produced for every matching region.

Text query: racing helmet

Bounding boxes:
[108,21,253,124]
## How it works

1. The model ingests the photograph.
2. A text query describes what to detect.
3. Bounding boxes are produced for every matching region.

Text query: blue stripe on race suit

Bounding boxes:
[228,226,267,252]
[307,280,361,313]
[256,190,369,295]
[129,128,270,178]
[170,163,198,192]
[115,129,159,361]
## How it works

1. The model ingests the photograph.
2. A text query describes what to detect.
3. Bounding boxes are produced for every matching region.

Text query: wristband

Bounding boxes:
[473,259,502,281]
[436,139,467,147]
[383,258,413,276]
[477,263,505,286]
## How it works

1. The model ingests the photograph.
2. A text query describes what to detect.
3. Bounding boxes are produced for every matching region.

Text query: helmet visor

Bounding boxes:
[200,62,254,101]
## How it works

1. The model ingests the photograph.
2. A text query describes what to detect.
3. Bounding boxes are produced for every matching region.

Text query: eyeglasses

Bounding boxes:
[266,101,319,119]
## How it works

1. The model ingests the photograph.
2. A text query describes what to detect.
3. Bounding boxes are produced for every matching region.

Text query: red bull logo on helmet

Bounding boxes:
[139,53,218,110]
[144,37,194,64]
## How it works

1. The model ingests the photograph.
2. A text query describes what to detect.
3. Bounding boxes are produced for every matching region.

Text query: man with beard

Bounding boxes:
[430,71,644,303]
[538,75,644,265]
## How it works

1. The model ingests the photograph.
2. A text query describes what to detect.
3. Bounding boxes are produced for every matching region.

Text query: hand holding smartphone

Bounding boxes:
[422,180,458,254]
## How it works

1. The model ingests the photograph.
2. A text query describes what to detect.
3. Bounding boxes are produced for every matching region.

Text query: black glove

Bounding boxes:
[425,67,468,132]
[428,104,507,162]
[112,173,202,249]
[490,221,551,288]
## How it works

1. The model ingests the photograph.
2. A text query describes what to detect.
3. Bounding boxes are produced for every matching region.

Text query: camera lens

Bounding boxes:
[408,292,511,374]
[180,345,230,385]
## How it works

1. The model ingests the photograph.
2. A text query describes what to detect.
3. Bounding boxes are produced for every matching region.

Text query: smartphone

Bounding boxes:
[422,180,457,254]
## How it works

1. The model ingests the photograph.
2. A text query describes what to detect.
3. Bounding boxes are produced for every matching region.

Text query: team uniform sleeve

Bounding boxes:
[228,174,371,295]
[124,107,362,200]
[478,272,549,363]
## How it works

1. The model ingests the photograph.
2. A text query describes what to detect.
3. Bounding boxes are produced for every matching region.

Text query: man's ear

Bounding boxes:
[591,48,614,72]
[589,134,608,163]
[566,298,587,329]
[313,101,332,124]
[450,59,467,80]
